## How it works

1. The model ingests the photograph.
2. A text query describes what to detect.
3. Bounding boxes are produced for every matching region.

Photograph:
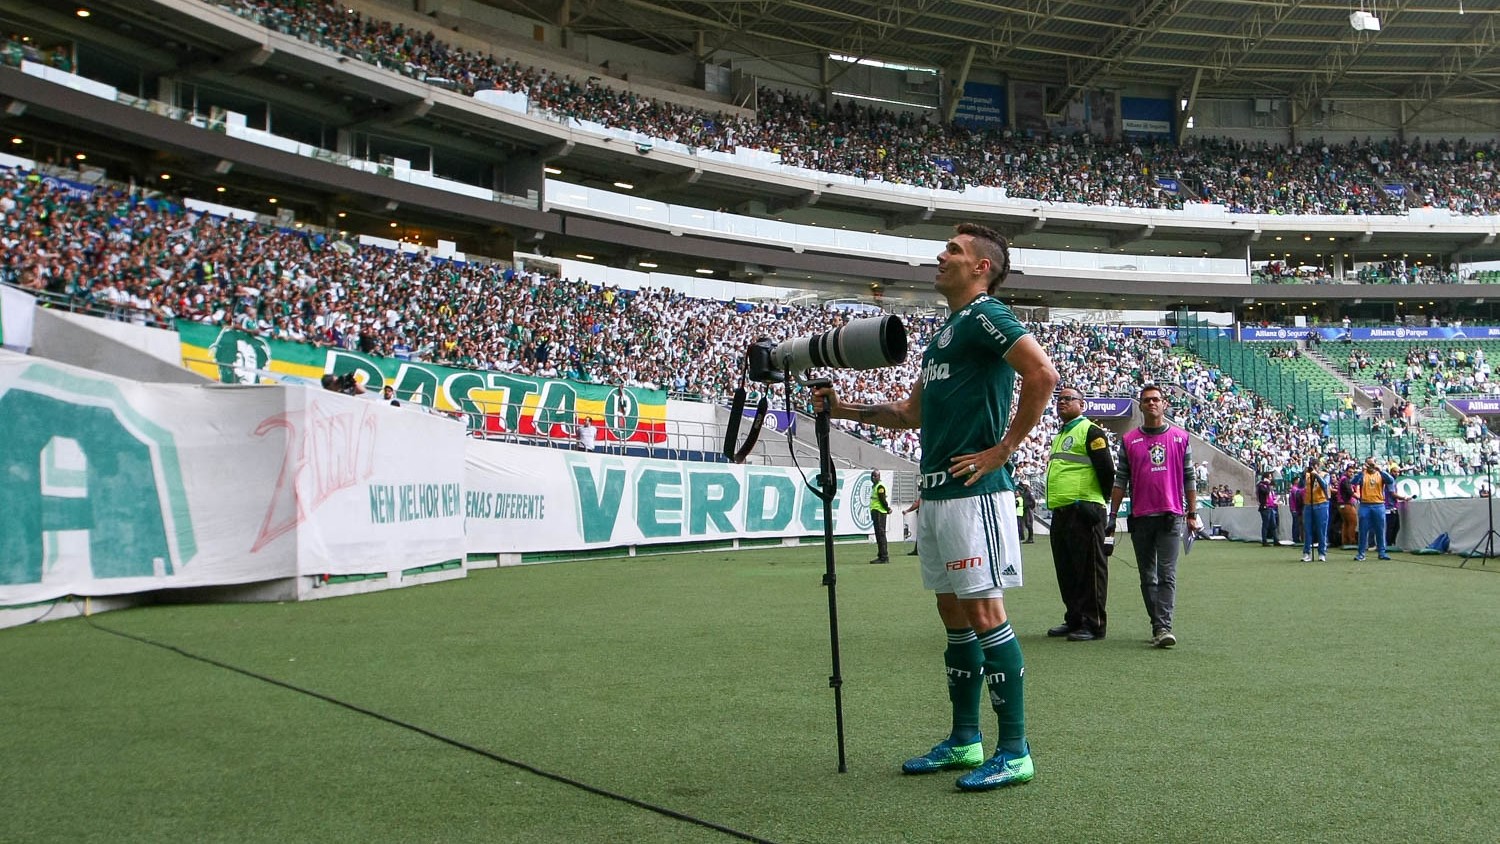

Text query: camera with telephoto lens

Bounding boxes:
[746,315,909,383]
[321,372,362,395]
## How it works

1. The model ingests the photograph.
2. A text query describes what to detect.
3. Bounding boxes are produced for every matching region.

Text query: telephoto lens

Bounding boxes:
[770,315,907,379]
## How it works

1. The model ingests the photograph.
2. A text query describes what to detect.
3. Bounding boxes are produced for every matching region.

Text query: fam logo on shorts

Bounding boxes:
[936,326,955,348]
[1149,442,1167,466]
[849,473,874,531]
[946,556,982,571]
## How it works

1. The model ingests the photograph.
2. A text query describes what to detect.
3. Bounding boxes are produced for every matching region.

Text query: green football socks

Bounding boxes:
[976,622,1027,756]
[944,628,983,745]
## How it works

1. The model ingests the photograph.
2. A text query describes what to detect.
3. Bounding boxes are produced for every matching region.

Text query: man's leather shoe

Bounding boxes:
[1067,629,1101,641]
[1047,624,1073,637]
[870,558,890,564]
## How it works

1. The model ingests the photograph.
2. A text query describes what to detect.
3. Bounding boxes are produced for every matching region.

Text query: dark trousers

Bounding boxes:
[1017,511,1033,542]
[1260,507,1277,544]
[1049,501,1108,635]
[1386,508,1400,548]
[1291,509,1303,545]
[872,510,889,561]
[1128,513,1181,634]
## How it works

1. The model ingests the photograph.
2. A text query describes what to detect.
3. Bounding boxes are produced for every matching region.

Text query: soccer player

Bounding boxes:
[1110,384,1200,649]
[813,223,1057,791]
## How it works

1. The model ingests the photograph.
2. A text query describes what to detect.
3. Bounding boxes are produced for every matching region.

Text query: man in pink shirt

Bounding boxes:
[1108,384,1200,649]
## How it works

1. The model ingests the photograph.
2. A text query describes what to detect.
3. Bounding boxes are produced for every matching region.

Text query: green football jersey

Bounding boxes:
[918,294,1028,500]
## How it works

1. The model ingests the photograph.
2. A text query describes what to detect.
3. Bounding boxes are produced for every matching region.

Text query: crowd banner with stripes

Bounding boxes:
[178,323,670,445]
[464,442,873,554]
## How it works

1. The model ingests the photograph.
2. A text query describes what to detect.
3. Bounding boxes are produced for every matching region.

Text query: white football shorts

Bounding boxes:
[917,491,1023,598]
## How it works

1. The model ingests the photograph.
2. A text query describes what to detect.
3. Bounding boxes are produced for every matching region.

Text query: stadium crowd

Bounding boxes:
[171,1,1500,216]
[1254,261,1462,285]
[1345,344,1500,400]
[2,163,1488,479]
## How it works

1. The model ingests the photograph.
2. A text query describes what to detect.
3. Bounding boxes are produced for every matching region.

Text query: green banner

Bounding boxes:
[1394,474,1491,500]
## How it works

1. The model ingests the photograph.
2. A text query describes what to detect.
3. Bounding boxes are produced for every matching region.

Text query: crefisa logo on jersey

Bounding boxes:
[937,326,954,348]
[1149,442,1167,466]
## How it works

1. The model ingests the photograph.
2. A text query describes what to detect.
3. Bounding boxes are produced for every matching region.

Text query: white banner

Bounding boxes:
[0,350,467,605]
[293,389,468,573]
[0,351,293,604]
[464,442,874,553]
[1,286,36,352]
[1122,118,1172,135]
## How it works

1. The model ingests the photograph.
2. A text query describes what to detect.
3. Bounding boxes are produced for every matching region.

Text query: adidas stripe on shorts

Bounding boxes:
[917,490,1023,598]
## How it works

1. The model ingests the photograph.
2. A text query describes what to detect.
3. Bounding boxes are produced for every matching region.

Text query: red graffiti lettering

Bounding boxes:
[251,397,378,552]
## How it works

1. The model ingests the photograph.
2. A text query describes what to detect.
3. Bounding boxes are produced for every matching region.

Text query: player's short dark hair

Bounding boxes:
[955,223,1011,293]
[1138,384,1164,401]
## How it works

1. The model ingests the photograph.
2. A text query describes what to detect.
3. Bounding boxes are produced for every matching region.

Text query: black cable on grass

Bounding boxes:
[85,616,779,844]
[17,597,66,626]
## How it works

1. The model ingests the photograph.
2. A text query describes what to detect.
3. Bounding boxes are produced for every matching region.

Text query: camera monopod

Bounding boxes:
[723,315,907,773]
[807,375,848,773]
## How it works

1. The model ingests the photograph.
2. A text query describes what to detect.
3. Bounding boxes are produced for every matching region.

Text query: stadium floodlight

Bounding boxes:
[1349,10,1381,31]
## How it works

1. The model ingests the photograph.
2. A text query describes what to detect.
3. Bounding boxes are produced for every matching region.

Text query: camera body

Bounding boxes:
[321,372,363,395]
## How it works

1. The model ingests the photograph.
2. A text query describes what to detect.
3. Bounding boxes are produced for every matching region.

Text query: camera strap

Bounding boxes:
[723,377,770,464]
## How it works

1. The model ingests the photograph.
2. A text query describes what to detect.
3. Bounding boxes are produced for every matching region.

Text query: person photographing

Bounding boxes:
[812,222,1057,791]
[1300,456,1331,562]
[1355,457,1397,561]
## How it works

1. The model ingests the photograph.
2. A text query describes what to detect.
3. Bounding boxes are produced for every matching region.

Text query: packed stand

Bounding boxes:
[1344,345,1499,402]
[200,1,1500,216]
[2,165,1483,476]
[0,165,951,442]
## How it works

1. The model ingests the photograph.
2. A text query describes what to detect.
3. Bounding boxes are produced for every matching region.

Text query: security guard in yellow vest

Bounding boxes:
[1015,482,1036,543]
[1044,389,1116,641]
[869,468,892,563]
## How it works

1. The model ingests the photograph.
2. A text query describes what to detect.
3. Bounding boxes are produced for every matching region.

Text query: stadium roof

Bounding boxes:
[500,0,1500,112]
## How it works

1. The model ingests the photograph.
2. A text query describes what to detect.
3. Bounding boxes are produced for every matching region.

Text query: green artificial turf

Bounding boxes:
[3,542,1498,843]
